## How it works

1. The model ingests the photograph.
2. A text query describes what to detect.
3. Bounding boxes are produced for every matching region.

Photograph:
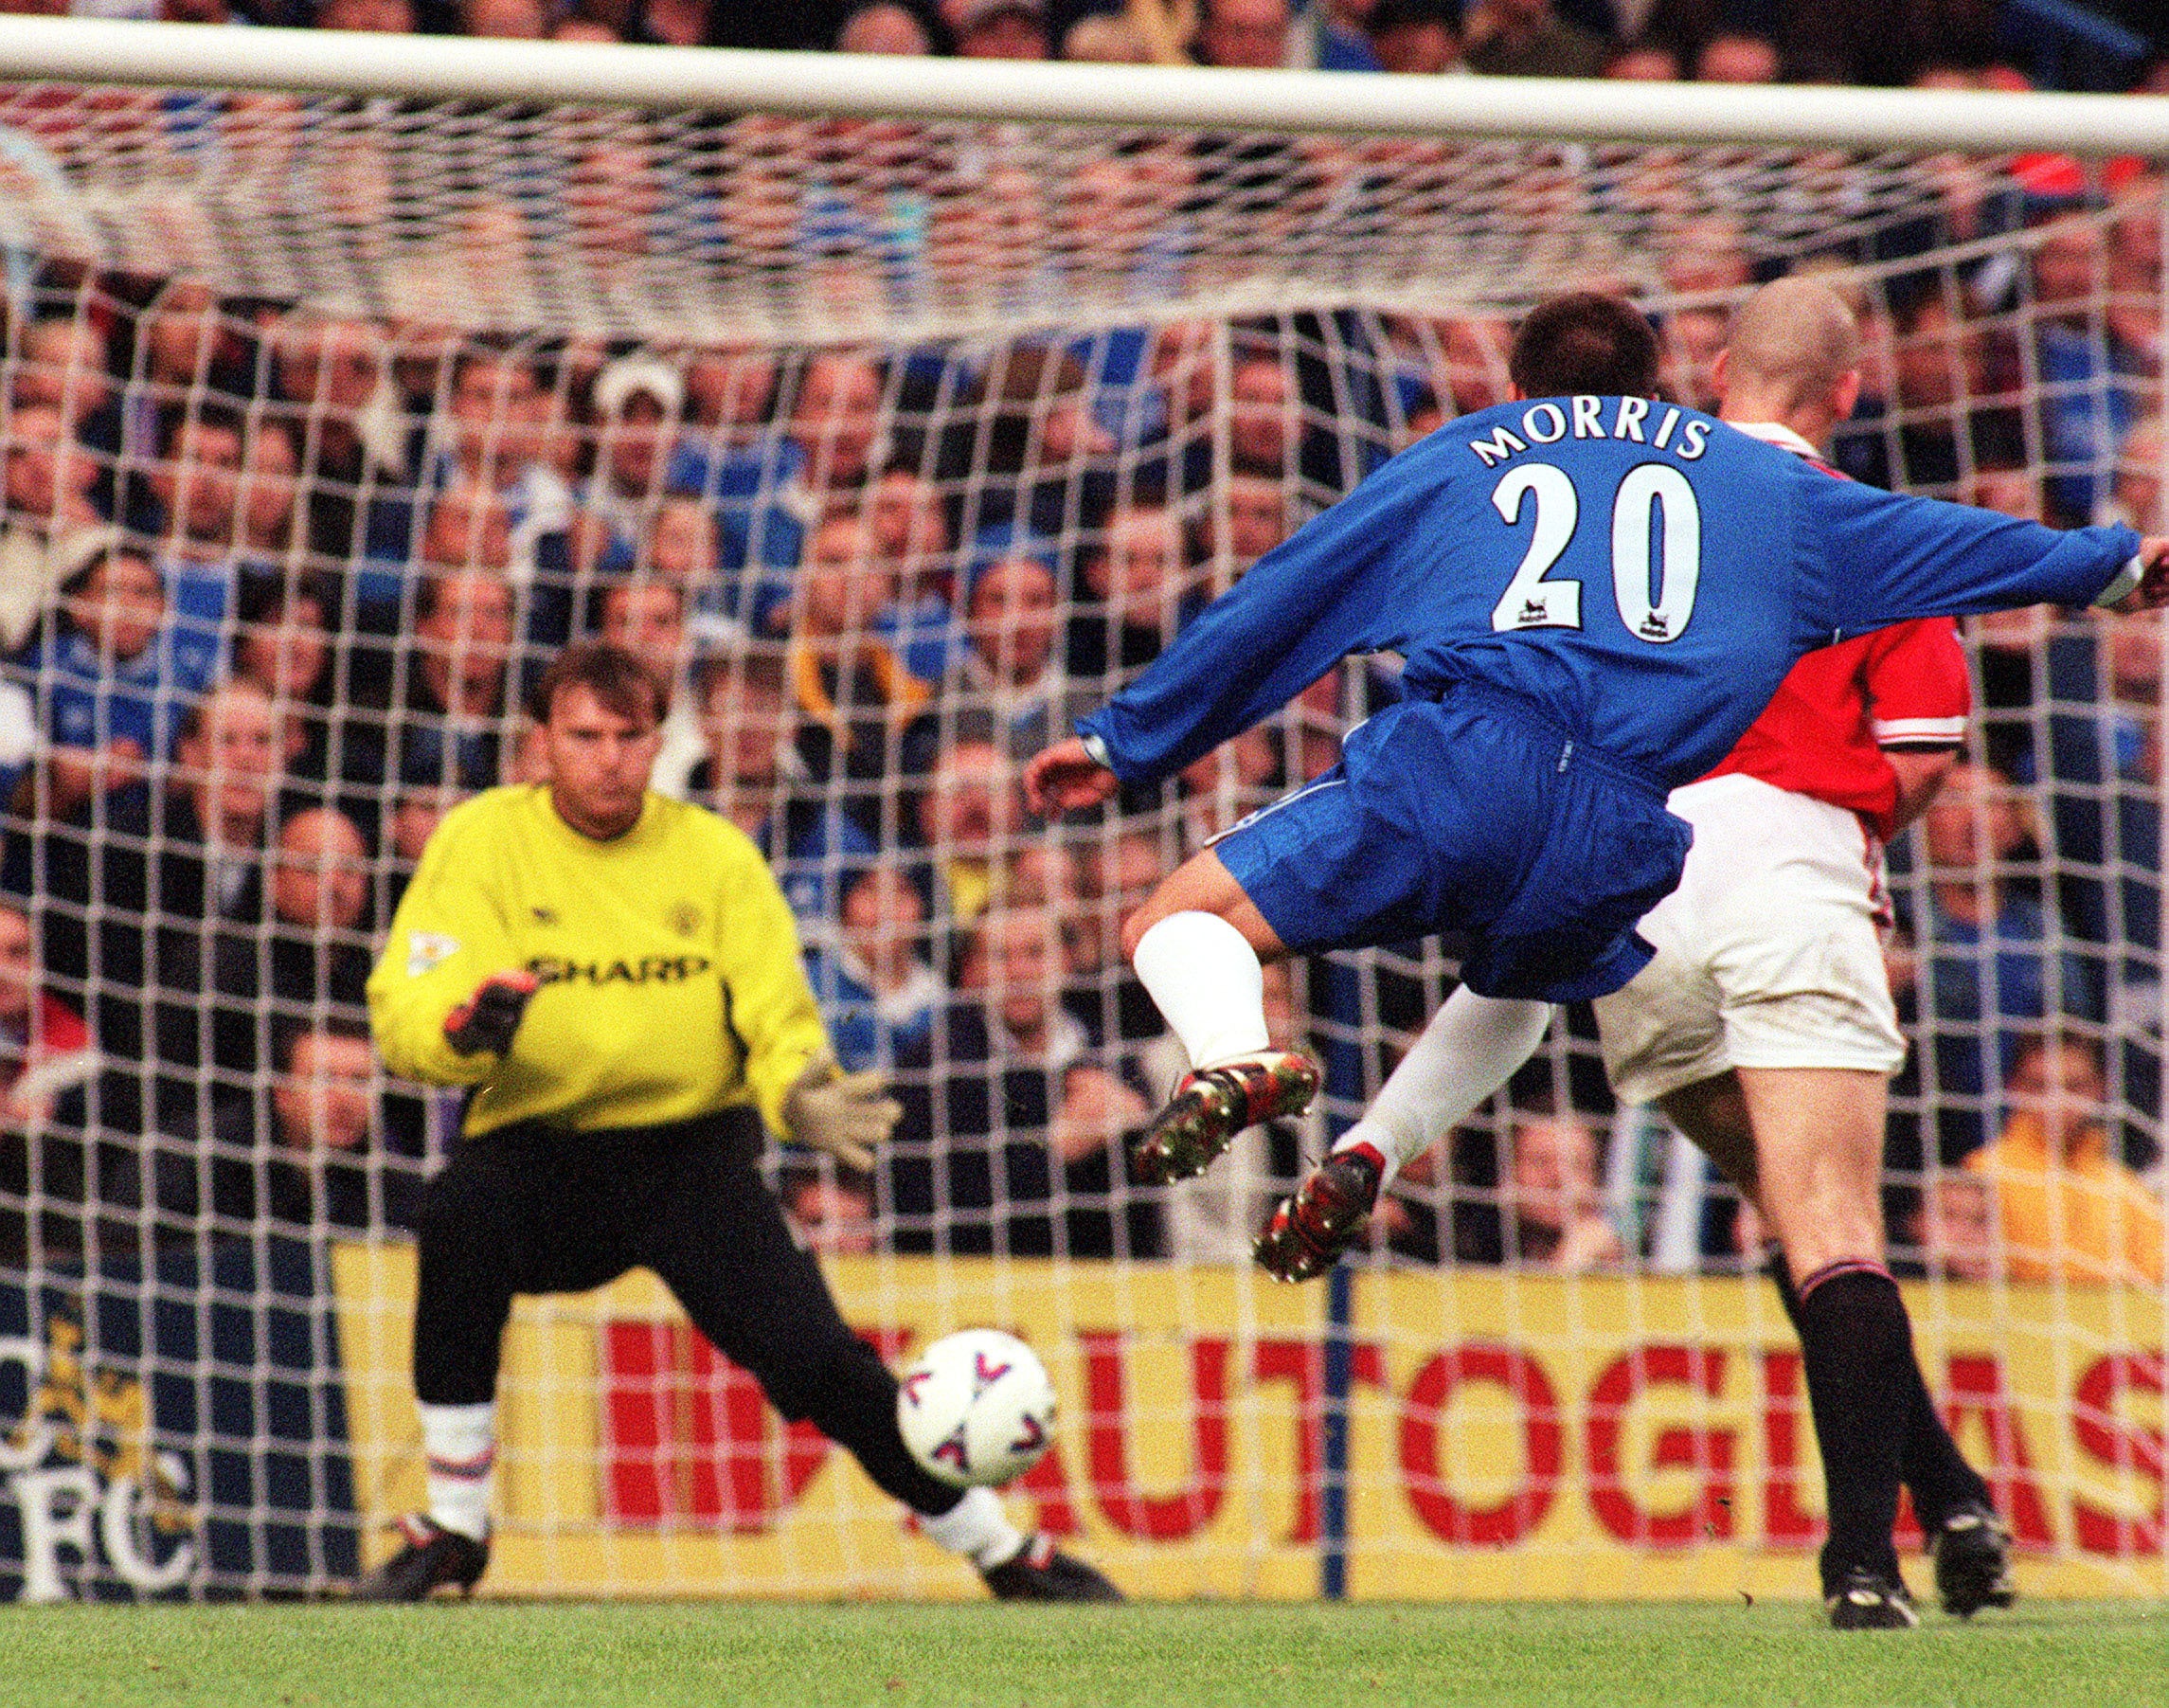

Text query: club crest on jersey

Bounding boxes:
[971,1352,1012,1399]
[405,931,460,978]
[668,902,701,939]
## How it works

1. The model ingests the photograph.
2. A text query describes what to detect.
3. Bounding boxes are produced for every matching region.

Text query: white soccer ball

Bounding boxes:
[895,1329,1058,1489]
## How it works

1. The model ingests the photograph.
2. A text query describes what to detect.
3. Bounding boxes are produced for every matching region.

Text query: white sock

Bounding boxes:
[420,1400,496,1542]
[917,1484,1025,1570]
[1333,989,1552,1188]
[1132,912,1270,1070]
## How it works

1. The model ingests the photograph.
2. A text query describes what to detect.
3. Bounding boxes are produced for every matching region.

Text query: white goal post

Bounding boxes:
[0,19,2160,1607]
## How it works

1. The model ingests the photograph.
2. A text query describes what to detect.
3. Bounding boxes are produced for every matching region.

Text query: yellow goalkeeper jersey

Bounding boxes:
[367,784,830,1141]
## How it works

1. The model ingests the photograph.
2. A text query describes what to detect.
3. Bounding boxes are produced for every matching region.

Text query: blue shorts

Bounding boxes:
[1213,686,1694,1003]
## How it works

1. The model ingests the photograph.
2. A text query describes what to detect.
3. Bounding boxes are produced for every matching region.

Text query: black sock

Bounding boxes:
[1793,1262,1910,1591]
[1770,1250,1991,1537]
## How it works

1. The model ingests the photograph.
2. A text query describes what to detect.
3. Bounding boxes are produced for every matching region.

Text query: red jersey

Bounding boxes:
[1699,423,1970,841]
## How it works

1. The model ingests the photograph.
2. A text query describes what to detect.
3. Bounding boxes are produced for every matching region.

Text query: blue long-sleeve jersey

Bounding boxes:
[1080,398,2142,790]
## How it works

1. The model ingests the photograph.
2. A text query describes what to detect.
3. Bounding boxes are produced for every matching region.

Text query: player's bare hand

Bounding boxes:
[444,970,539,1056]
[784,1052,900,1173]
[1024,738,1118,818]
[2107,537,2169,612]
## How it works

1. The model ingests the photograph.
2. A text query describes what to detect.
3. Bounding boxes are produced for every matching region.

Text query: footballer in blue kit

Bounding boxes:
[1023,293,2169,1207]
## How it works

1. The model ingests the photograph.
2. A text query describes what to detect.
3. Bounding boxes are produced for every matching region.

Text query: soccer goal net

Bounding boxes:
[0,23,2160,1603]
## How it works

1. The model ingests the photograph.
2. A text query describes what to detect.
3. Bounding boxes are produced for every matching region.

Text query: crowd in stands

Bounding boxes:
[8,0,2166,96]
[0,2,2162,1288]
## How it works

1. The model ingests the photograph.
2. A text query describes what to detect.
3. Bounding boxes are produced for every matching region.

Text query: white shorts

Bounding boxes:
[1592,773,1907,1107]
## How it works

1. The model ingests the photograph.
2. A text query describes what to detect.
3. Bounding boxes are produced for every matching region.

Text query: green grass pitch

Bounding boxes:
[4,1601,2164,1708]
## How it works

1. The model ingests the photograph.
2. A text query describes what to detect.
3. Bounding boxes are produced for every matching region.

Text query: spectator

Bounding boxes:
[1289,0,1386,71]
[230,568,391,814]
[1228,349,1298,476]
[574,354,690,575]
[143,400,251,678]
[868,464,959,683]
[461,0,548,35]
[1061,11,1154,61]
[718,351,887,632]
[1909,760,2097,1161]
[0,898,93,1129]
[891,905,1155,1258]
[212,803,376,1089]
[645,494,727,606]
[394,569,514,798]
[1461,0,1608,80]
[236,415,305,564]
[1366,0,1461,75]
[836,3,933,54]
[1067,823,1168,1043]
[1694,29,1778,83]
[0,896,99,1264]
[2033,219,2150,525]
[1963,465,2052,778]
[1065,496,1194,680]
[1903,1170,2000,1284]
[34,676,280,1136]
[952,0,1048,59]
[686,643,876,926]
[0,399,104,653]
[597,577,704,797]
[823,863,943,1071]
[779,1162,879,1252]
[943,532,1084,760]
[270,313,415,601]
[429,340,573,593]
[682,344,780,455]
[2038,607,2164,1164]
[209,1017,421,1233]
[1603,38,1679,79]
[1885,288,2024,494]
[12,316,120,480]
[1457,1103,1627,1269]
[1210,470,1293,571]
[125,283,248,467]
[783,509,935,815]
[1195,0,1292,67]
[2106,413,2165,532]
[1660,304,1730,416]
[26,535,208,819]
[912,728,1022,927]
[1964,1034,2163,1285]
[315,0,418,29]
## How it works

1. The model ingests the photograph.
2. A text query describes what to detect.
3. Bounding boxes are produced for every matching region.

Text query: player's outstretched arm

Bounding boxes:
[1024,737,1120,818]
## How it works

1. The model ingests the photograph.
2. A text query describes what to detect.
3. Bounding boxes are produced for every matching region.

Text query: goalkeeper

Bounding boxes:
[360,640,1117,1603]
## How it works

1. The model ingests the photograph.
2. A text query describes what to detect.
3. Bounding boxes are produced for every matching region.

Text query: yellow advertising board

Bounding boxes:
[330,1244,2165,1601]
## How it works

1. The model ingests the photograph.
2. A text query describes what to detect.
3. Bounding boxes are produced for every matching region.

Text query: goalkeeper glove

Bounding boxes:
[782,1052,900,1173]
[444,971,539,1056]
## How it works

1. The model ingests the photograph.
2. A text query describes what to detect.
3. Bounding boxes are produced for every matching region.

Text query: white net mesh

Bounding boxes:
[0,73,2161,1602]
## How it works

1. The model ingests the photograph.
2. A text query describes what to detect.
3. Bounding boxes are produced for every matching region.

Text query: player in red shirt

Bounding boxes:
[1588,435,2010,1629]
[1257,279,2015,1627]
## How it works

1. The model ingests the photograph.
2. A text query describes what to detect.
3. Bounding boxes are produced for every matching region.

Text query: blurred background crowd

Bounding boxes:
[7,0,2165,95]
[0,0,2161,1295]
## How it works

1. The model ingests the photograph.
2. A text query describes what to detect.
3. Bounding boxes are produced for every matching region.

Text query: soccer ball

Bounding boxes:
[895,1329,1057,1489]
